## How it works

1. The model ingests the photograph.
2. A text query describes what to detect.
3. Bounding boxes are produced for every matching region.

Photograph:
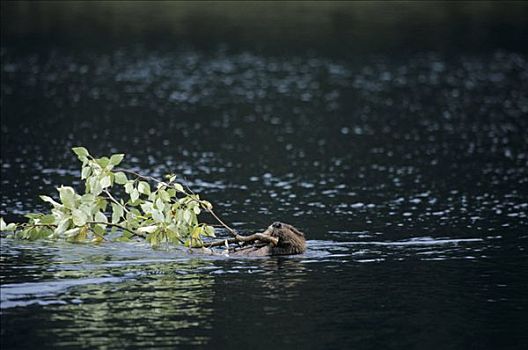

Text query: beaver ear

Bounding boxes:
[289,225,305,237]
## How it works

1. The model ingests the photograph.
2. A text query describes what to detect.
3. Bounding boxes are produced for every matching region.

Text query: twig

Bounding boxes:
[103,189,130,214]
[86,221,145,238]
[234,233,278,245]
[181,176,196,195]
[207,233,278,248]
[18,223,55,228]
[115,168,164,186]
[203,208,238,237]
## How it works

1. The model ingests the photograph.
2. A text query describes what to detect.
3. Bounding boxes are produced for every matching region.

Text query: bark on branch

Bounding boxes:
[207,232,278,248]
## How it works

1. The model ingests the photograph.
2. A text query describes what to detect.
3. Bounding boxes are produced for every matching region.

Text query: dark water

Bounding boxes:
[2,3,528,350]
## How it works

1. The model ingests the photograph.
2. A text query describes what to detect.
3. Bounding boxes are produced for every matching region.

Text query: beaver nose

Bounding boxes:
[272,222,282,229]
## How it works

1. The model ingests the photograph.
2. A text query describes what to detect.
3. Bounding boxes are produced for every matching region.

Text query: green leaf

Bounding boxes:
[72,147,90,160]
[124,181,134,194]
[174,183,184,192]
[25,213,44,220]
[201,200,213,210]
[89,177,103,196]
[183,209,192,223]
[137,225,158,234]
[191,226,202,239]
[51,209,66,223]
[166,230,179,244]
[81,193,95,203]
[114,172,128,185]
[111,203,124,224]
[79,204,92,218]
[115,235,131,242]
[39,214,57,225]
[140,201,153,214]
[138,181,151,195]
[100,175,112,189]
[54,218,70,235]
[130,188,140,202]
[155,198,165,211]
[95,198,108,212]
[81,166,92,180]
[95,211,108,224]
[96,157,110,169]
[151,209,164,222]
[149,232,159,247]
[72,209,88,226]
[126,209,140,223]
[159,189,170,202]
[58,186,77,209]
[65,227,81,238]
[0,217,6,231]
[109,154,125,166]
[193,206,201,215]
[204,225,215,237]
[92,234,104,243]
[40,195,61,207]
[93,224,105,236]
[31,226,53,240]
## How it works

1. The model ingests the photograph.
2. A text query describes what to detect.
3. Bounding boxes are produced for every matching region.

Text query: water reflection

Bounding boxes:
[44,267,215,348]
[1,241,217,348]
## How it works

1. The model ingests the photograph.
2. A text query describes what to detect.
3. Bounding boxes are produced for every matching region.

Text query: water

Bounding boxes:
[2,3,528,349]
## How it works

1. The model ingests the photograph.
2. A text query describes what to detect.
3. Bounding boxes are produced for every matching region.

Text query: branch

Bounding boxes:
[20,221,145,240]
[207,232,278,248]
[207,238,238,247]
[234,233,278,245]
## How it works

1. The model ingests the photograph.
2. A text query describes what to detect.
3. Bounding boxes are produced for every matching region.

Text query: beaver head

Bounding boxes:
[265,222,306,255]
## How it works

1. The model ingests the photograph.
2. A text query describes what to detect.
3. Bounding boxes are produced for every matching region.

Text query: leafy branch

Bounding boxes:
[0,147,252,249]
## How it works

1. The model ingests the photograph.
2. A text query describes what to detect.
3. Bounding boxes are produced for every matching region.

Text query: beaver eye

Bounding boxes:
[272,222,282,229]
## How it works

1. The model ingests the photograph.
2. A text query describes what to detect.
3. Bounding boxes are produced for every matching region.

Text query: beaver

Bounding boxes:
[229,222,306,256]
